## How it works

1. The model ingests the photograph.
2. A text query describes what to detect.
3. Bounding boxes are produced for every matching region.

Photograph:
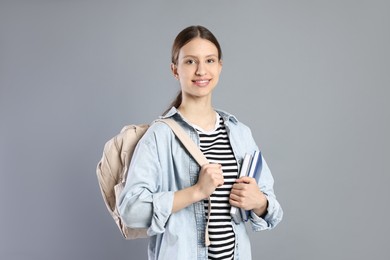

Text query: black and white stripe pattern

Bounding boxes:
[194,114,237,260]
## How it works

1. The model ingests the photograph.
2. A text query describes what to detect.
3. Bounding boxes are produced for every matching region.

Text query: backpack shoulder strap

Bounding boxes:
[156,118,209,167]
[156,118,212,246]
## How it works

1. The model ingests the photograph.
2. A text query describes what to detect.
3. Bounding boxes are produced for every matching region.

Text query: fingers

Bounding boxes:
[230,183,249,196]
[202,164,224,185]
[235,176,256,184]
[230,178,265,211]
[208,164,224,187]
[197,164,224,198]
[231,178,252,197]
[229,192,247,209]
[203,163,222,172]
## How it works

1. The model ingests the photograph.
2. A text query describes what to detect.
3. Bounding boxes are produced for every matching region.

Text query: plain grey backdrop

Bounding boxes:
[1,0,389,259]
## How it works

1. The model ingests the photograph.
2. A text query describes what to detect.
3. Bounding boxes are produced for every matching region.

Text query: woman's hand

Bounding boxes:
[172,164,223,213]
[195,163,224,200]
[229,176,268,217]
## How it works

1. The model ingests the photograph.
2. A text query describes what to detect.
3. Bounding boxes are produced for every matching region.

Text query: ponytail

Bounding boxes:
[163,91,182,115]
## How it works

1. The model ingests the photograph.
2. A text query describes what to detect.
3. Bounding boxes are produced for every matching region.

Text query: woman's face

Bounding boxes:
[172,37,222,100]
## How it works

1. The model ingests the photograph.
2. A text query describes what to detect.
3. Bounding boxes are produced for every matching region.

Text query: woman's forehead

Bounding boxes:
[179,38,218,57]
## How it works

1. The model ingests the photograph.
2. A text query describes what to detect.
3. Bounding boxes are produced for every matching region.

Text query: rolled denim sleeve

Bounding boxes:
[249,156,283,231]
[148,191,174,235]
[117,131,173,236]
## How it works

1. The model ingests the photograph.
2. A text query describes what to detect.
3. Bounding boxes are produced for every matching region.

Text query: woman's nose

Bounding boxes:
[195,63,206,76]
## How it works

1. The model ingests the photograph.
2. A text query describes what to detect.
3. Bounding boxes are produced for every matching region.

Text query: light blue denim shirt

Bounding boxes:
[118,107,283,260]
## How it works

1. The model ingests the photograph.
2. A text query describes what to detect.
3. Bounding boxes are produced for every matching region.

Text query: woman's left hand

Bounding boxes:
[229,176,268,217]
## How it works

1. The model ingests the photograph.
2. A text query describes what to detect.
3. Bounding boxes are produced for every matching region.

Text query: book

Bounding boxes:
[248,150,262,181]
[241,150,263,222]
[230,153,252,224]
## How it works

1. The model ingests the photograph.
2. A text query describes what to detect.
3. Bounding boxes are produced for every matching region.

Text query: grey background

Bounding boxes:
[1,0,389,259]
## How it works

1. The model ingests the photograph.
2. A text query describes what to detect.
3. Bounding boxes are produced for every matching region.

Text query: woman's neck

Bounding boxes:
[177,102,216,132]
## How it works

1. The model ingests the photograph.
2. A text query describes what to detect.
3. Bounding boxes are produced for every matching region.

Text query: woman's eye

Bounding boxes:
[207,59,215,63]
[186,59,196,64]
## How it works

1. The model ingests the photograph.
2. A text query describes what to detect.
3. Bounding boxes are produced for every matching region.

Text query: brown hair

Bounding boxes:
[164,25,223,114]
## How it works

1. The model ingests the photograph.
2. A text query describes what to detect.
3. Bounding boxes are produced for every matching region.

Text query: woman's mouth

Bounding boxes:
[192,79,210,87]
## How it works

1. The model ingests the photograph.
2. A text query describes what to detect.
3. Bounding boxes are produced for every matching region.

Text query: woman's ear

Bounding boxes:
[171,63,179,79]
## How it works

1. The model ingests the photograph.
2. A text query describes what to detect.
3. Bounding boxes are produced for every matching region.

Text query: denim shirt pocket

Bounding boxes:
[189,158,200,186]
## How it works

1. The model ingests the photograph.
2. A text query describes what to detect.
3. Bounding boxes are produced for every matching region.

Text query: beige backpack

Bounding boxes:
[96,118,209,240]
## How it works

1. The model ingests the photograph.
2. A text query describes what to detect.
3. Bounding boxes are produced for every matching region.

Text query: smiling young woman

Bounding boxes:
[118,25,283,260]
[171,37,223,131]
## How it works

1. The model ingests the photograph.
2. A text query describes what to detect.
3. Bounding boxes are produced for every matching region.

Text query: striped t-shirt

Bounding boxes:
[192,113,238,260]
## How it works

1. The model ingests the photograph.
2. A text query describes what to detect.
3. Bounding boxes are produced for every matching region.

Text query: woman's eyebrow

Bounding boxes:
[182,54,218,59]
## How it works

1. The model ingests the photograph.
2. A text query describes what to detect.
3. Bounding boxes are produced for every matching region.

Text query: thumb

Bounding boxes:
[236,176,254,184]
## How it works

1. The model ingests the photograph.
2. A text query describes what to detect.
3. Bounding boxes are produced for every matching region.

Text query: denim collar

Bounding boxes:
[160,106,238,125]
